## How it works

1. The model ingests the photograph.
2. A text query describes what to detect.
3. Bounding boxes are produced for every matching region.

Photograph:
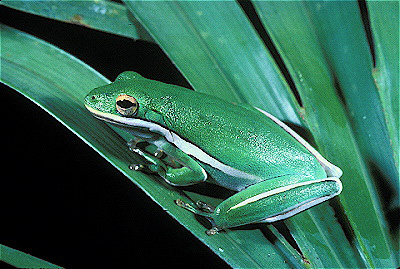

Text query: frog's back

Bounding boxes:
[127,74,325,190]
[157,87,326,188]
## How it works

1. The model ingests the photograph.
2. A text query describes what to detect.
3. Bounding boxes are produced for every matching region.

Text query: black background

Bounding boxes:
[1,5,229,268]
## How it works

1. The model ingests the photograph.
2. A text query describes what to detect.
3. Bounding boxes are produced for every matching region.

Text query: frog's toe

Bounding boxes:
[175,199,214,218]
[128,163,159,173]
[206,226,222,236]
[127,138,147,150]
[196,200,215,213]
[129,163,144,171]
[175,199,198,212]
[153,149,165,158]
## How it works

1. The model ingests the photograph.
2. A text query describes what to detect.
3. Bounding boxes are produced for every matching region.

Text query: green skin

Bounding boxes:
[84,71,343,235]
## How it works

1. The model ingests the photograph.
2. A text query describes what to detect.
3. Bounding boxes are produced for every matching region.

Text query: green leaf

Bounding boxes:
[2,0,398,267]
[367,0,399,167]
[124,1,380,268]
[366,0,400,253]
[253,1,397,267]
[305,0,398,203]
[1,24,302,269]
[124,0,301,124]
[1,244,61,268]
[1,0,153,41]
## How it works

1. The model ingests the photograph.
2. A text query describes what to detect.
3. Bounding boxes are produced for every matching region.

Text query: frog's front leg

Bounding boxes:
[178,174,342,234]
[128,138,207,186]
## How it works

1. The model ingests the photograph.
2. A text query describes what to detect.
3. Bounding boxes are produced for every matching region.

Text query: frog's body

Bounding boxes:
[85,71,342,234]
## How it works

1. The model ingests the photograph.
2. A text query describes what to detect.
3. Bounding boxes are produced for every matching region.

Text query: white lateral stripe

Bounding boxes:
[168,132,259,180]
[254,107,343,178]
[262,194,333,223]
[230,177,342,210]
[86,106,260,180]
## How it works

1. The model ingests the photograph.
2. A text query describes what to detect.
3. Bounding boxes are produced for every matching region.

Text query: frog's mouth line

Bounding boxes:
[85,104,173,134]
[89,109,126,126]
[85,104,261,186]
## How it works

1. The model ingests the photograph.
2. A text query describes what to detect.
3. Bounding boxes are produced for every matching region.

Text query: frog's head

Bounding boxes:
[84,71,151,124]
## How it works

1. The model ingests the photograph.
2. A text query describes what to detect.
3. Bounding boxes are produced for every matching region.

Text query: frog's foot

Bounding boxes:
[175,199,200,213]
[127,139,163,158]
[127,141,168,176]
[175,199,214,215]
[129,163,158,174]
[129,163,144,171]
[206,227,222,236]
[175,199,222,235]
[127,138,141,150]
[196,200,215,213]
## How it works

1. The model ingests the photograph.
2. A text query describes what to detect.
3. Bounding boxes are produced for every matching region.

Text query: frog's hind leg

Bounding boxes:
[210,175,342,230]
[176,175,341,235]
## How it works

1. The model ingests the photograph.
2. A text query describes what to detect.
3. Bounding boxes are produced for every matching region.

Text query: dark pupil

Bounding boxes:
[117,99,135,109]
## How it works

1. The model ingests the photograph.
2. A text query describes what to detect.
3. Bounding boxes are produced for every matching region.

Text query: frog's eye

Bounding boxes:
[116,94,138,117]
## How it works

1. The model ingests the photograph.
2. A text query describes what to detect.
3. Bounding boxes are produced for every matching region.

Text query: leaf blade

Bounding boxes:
[124,0,301,124]
[1,244,62,268]
[1,24,298,269]
[367,0,399,167]
[253,1,397,267]
[1,0,153,41]
[123,1,375,267]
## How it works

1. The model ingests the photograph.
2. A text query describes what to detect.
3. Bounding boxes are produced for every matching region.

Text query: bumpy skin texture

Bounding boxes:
[85,71,326,191]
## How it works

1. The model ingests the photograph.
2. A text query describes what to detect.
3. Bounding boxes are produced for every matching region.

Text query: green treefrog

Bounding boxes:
[84,71,343,235]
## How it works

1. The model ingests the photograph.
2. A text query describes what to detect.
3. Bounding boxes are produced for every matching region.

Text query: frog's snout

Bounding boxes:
[84,93,100,108]
[84,93,93,102]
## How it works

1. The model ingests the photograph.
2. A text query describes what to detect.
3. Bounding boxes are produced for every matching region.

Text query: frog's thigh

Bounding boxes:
[212,175,342,229]
[152,140,207,186]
